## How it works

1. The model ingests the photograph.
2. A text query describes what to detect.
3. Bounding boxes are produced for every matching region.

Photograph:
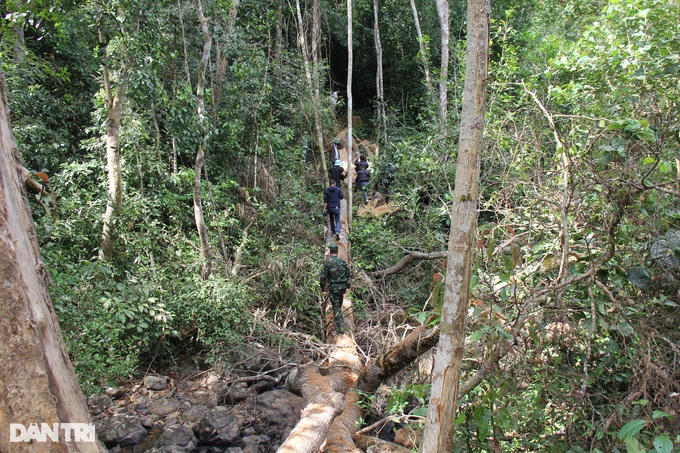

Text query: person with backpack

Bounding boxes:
[323,179,344,240]
[328,159,347,186]
[319,243,351,335]
[355,166,371,203]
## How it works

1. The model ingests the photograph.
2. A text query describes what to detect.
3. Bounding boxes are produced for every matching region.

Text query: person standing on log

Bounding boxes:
[323,179,344,240]
[355,166,371,203]
[319,244,351,335]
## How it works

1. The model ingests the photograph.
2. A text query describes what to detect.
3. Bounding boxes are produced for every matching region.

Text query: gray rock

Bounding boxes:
[180,405,209,427]
[255,390,304,426]
[134,396,151,413]
[140,415,157,429]
[195,406,243,445]
[144,375,169,391]
[242,434,270,453]
[88,394,111,416]
[251,379,277,394]
[219,385,252,404]
[253,390,305,444]
[149,398,181,417]
[105,386,126,399]
[152,424,197,450]
[98,416,148,447]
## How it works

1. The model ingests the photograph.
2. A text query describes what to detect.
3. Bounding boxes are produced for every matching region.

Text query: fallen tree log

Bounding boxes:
[370,250,447,279]
[279,365,348,453]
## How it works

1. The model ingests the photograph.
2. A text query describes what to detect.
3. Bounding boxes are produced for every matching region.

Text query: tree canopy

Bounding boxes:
[1,0,678,450]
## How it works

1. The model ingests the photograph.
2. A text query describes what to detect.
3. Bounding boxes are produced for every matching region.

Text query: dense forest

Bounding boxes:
[1,0,679,451]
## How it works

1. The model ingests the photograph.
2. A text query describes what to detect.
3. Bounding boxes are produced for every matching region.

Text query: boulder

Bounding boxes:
[152,424,197,451]
[149,398,181,417]
[88,394,111,416]
[144,375,169,391]
[98,416,147,447]
[195,406,244,445]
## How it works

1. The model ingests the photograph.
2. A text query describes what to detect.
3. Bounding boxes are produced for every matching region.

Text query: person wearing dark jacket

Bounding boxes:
[328,159,346,186]
[323,180,344,240]
[353,155,368,171]
[355,167,370,203]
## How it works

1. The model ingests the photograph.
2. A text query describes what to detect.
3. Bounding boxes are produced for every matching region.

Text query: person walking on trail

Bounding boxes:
[323,179,344,240]
[319,243,351,335]
[328,159,346,186]
[355,166,371,203]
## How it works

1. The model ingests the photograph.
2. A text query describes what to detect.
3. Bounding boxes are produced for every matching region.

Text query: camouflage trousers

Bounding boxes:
[329,289,346,334]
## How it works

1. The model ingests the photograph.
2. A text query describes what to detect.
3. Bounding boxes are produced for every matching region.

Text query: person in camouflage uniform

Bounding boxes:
[319,244,351,334]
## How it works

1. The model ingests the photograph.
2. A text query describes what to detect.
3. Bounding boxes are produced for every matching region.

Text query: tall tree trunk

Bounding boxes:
[275,0,283,62]
[421,0,490,450]
[346,0,354,228]
[373,0,387,146]
[436,0,450,128]
[195,0,212,277]
[98,31,127,262]
[409,0,436,108]
[294,0,329,185]
[0,71,104,453]
[177,0,192,91]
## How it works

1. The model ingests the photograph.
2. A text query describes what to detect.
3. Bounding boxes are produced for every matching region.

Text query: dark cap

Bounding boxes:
[333,138,340,144]
[329,244,339,253]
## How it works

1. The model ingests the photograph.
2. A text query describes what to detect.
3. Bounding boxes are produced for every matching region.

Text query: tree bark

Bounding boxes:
[435,0,450,127]
[275,0,283,62]
[373,0,387,146]
[421,0,490,450]
[346,0,354,228]
[98,30,127,262]
[0,71,104,453]
[194,0,213,277]
[294,0,329,186]
[177,0,192,90]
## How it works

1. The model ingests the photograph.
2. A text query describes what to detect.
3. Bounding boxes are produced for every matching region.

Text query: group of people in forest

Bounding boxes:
[319,135,394,336]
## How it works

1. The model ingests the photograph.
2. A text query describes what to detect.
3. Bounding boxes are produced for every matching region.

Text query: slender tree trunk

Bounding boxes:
[373,0,387,146]
[98,30,127,262]
[311,0,321,97]
[150,99,162,163]
[421,0,490,450]
[410,0,436,108]
[194,0,212,277]
[177,0,192,90]
[294,0,329,185]
[347,0,354,228]
[436,0,450,128]
[0,71,104,453]
[275,0,283,62]
[522,83,571,303]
